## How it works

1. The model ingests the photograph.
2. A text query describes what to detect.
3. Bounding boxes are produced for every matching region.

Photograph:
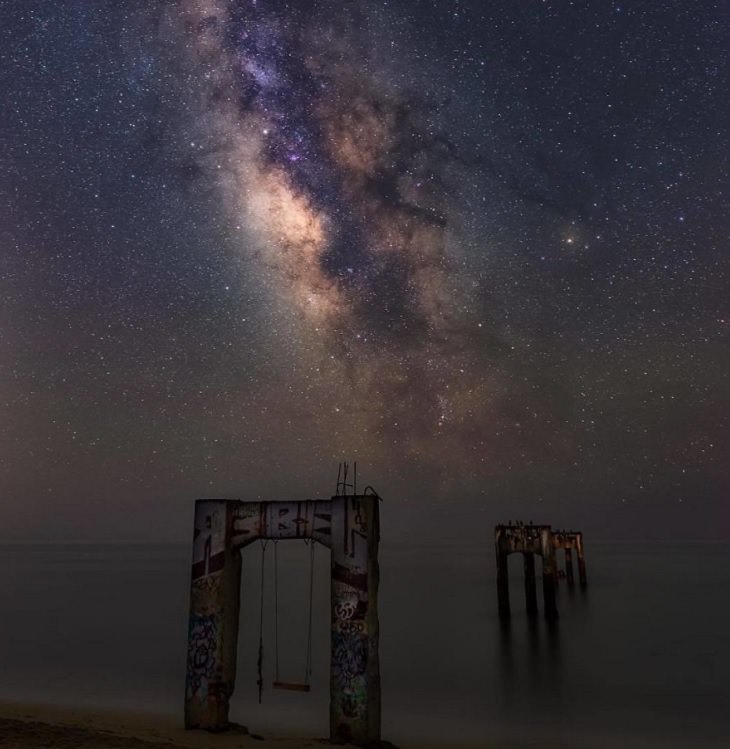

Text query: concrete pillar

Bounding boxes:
[540,528,558,621]
[330,495,381,745]
[564,547,574,585]
[185,500,241,730]
[576,533,588,587]
[523,552,538,618]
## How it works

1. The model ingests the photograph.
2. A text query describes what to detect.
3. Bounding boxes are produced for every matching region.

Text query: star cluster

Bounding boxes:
[0,0,727,540]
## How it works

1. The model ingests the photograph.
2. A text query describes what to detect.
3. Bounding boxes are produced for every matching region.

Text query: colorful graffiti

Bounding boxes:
[341,683,368,719]
[186,613,219,699]
[333,631,367,690]
[329,499,373,734]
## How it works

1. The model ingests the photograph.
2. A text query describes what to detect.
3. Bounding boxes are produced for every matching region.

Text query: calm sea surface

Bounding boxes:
[0,540,728,748]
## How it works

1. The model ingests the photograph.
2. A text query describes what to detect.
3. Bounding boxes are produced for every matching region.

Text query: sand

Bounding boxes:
[0,703,427,749]
[0,702,344,749]
[1,701,682,749]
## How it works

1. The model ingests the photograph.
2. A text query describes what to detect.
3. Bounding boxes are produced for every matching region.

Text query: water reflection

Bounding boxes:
[495,575,597,722]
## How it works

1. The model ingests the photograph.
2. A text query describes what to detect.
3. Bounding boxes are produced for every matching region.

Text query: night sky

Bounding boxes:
[1,0,727,542]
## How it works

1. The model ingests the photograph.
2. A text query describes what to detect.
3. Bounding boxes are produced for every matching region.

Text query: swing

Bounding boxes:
[257,538,315,702]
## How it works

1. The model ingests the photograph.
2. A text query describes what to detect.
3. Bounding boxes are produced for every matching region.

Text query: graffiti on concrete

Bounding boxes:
[333,630,367,693]
[341,682,368,719]
[330,497,373,734]
[186,613,219,699]
[333,581,368,623]
[230,500,334,548]
[191,502,226,581]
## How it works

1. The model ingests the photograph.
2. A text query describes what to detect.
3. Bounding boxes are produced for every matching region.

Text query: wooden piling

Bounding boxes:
[577,532,588,587]
[540,533,558,621]
[564,547,574,585]
[497,550,511,620]
[523,552,538,618]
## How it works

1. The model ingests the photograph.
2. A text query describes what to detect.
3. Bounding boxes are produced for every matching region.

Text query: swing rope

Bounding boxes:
[304,539,315,684]
[257,539,268,704]
[273,540,280,684]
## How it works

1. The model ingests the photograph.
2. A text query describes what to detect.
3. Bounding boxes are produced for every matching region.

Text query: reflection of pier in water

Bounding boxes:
[495,523,588,621]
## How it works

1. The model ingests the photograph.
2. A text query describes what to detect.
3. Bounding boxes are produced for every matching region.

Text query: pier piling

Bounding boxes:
[577,532,588,587]
[494,523,557,621]
[564,547,574,585]
[523,552,538,618]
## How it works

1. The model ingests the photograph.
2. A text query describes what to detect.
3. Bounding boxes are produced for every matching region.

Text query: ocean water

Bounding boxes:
[0,539,728,748]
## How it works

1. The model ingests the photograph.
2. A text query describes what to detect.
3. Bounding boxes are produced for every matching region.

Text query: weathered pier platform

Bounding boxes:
[495,522,558,621]
[553,529,588,587]
[494,522,588,620]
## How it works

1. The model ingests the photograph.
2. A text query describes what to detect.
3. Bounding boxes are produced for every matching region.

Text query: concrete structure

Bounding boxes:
[494,522,558,620]
[553,530,587,587]
[185,495,381,746]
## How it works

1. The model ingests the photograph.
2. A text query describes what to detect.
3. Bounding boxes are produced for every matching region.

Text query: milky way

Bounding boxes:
[170,0,490,463]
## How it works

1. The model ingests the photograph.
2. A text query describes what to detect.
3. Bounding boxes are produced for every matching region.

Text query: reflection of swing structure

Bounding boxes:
[185,479,381,746]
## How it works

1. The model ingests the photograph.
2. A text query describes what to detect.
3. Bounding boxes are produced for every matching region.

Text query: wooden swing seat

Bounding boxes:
[273,680,311,692]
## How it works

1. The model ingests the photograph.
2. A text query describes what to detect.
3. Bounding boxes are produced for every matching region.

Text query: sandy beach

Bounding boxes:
[3,700,726,749]
[0,703,433,749]
[0,702,343,749]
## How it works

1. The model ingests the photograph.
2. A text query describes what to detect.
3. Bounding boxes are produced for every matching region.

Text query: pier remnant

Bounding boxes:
[494,522,558,620]
[184,494,381,746]
[553,530,587,587]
